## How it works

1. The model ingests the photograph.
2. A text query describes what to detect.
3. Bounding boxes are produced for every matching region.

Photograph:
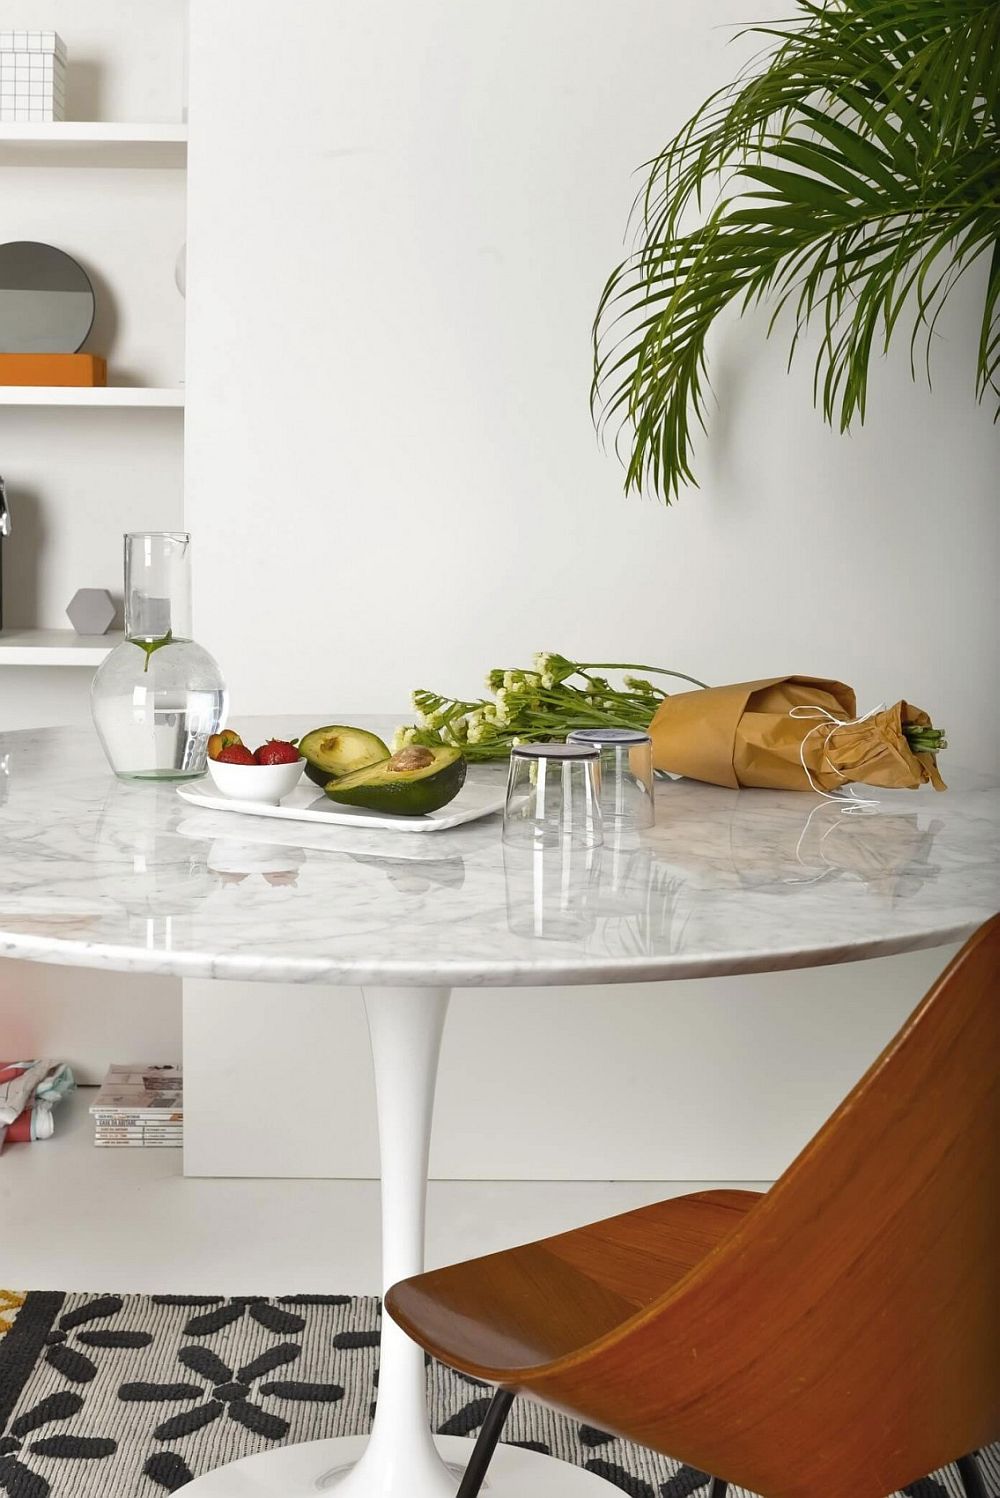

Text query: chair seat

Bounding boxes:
[386,1188,761,1380]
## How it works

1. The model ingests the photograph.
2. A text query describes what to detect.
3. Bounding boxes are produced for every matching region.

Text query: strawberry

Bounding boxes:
[254,739,301,766]
[216,743,256,765]
[207,729,243,760]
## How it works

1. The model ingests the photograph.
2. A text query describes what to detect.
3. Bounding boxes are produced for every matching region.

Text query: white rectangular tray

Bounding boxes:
[175,775,506,833]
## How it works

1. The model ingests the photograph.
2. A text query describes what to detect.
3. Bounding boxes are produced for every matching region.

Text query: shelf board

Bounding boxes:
[0,122,187,167]
[0,628,122,666]
[0,386,184,407]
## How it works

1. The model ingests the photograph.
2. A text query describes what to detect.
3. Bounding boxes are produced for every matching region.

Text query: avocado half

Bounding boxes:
[323,744,467,816]
[300,725,389,788]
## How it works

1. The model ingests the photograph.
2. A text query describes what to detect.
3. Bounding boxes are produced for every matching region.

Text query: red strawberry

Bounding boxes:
[217,743,256,765]
[254,739,301,766]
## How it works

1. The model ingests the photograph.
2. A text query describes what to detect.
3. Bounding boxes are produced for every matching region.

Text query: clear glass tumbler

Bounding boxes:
[502,742,602,849]
[91,532,227,781]
[567,727,655,830]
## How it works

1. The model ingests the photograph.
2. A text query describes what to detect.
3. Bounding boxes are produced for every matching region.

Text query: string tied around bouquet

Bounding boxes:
[788,703,884,815]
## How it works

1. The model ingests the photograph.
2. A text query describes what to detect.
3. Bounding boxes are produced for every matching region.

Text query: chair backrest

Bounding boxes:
[532,917,1000,1498]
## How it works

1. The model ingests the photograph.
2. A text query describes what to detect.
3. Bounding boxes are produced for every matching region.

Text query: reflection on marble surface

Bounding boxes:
[0,722,997,986]
[504,841,603,942]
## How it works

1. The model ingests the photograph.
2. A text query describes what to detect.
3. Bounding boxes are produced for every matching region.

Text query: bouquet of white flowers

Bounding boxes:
[395,656,948,790]
[394,652,706,763]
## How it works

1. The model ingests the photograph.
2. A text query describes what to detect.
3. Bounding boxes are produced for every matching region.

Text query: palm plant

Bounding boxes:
[594,0,1000,501]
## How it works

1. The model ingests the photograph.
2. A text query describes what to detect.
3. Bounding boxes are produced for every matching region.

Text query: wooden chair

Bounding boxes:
[387,916,1000,1498]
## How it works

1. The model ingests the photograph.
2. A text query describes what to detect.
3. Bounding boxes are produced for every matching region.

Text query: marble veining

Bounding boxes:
[0,720,997,986]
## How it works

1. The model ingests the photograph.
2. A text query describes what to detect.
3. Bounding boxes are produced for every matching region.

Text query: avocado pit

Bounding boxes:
[322,742,467,816]
[388,746,435,773]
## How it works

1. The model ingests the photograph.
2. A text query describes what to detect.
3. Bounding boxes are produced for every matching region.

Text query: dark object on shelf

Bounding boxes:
[0,474,9,631]
[0,352,106,385]
[387,915,1000,1498]
[0,240,95,354]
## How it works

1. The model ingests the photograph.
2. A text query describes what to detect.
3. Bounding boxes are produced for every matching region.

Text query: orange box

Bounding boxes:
[0,353,107,386]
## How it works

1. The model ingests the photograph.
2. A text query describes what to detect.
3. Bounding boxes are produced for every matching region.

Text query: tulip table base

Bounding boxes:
[184,985,618,1498]
[181,1435,619,1497]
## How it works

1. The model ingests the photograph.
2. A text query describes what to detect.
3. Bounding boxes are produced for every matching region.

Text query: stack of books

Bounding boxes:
[90,1063,183,1148]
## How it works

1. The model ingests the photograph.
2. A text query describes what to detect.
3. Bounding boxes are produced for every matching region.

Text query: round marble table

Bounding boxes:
[1,721,997,1498]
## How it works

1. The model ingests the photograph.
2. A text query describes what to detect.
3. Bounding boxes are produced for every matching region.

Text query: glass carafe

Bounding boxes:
[91,532,227,780]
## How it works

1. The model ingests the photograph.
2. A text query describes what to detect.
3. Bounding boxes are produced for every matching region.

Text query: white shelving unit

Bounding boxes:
[0,386,184,407]
[1,24,188,696]
[0,120,186,167]
[0,627,122,665]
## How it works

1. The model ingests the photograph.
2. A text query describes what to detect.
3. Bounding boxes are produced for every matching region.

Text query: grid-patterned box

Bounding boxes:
[0,32,67,122]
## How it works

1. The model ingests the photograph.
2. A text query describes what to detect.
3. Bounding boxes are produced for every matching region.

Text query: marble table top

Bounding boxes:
[0,719,997,987]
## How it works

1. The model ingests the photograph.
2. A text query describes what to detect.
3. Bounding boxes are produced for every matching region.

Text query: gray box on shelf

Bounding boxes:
[66,588,115,636]
[0,31,66,123]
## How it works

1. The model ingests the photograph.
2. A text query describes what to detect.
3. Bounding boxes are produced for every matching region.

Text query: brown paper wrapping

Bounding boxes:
[649,676,945,793]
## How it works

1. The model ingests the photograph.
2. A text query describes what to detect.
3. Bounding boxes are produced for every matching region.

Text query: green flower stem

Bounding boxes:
[573,662,708,690]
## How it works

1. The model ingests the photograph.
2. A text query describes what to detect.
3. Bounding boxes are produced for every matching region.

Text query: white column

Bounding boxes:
[327,984,457,1498]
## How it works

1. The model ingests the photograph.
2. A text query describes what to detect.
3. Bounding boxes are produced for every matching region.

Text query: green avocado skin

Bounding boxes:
[324,755,467,816]
[300,726,389,788]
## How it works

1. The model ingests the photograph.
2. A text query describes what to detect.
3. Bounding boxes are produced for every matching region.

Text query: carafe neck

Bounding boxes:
[124,531,192,641]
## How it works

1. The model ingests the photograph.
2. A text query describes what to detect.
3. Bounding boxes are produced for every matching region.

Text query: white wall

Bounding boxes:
[183,947,953,1182]
[184,0,992,1178]
[186,0,998,763]
[0,962,179,1086]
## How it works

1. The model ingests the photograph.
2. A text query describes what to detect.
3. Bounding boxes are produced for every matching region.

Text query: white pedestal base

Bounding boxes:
[183,988,618,1498]
[181,1434,621,1496]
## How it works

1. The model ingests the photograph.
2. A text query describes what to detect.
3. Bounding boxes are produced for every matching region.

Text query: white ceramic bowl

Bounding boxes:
[206,755,306,805]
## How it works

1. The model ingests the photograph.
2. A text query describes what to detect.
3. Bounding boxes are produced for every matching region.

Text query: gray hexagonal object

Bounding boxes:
[66,587,116,635]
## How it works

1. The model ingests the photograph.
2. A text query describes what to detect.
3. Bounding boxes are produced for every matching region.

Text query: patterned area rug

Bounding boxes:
[0,1294,25,1340]
[0,1292,996,1498]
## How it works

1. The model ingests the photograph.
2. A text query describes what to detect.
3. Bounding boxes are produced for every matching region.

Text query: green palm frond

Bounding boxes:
[594,0,1000,502]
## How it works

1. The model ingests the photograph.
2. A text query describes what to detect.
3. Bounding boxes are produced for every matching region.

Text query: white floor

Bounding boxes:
[0,1089,768,1294]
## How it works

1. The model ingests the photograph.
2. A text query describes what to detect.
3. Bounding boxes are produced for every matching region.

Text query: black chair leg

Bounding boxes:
[957,1453,988,1498]
[456,1389,515,1498]
[708,1481,728,1498]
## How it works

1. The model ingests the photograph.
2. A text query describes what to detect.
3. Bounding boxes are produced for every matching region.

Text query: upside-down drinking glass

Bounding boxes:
[567,727,655,830]
[502,742,603,849]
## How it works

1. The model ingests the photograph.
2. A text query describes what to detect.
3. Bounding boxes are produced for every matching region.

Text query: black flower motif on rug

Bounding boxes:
[120,1341,343,1444]
[151,1295,307,1339]
[142,1450,193,1494]
[658,1466,720,1498]
[44,1297,153,1385]
[0,1391,115,1498]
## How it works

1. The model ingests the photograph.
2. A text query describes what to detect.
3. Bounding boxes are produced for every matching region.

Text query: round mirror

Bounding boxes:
[0,241,95,353]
